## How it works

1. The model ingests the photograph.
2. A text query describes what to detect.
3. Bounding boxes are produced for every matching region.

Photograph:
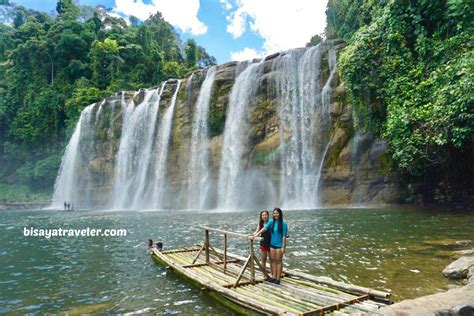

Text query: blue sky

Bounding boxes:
[12,0,328,63]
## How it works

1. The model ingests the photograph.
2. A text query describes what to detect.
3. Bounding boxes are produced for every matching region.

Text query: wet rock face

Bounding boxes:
[74,41,400,207]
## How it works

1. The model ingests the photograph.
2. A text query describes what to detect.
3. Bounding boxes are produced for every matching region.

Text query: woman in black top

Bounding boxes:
[254,210,271,276]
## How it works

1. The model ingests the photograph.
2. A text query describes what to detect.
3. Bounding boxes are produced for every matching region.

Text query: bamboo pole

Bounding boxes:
[234,255,252,288]
[224,233,227,273]
[199,225,261,240]
[162,247,201,254]
[191,243,205,264]
[222,278,266,288]
[183,259,239,268]
[252,253,269,278]
[249,239,255,283]
[205,229,209,264]
[285,270,391,299]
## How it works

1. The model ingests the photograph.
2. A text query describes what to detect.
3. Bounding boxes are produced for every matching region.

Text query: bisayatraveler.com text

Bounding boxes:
[23,227,127,239]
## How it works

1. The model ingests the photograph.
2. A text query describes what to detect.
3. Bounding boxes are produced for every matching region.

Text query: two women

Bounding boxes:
[253,208,288,285]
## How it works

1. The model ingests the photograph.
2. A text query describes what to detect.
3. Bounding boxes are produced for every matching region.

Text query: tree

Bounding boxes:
[184,39,198,68]
[90,38,122,89]
[306,34,322,47]
[56,0,78,18]
[0,3,217,201]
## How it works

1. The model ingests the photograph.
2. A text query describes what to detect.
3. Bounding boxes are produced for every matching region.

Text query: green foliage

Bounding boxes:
[306,34,323,47]
[325,0,385,40]
[16,154,62,189]
[0,1,216,201]
[184,39,198,68]
[331,0,473,192]
[56,0,79,18]
[65,79,107,126]
[0,183,51,202]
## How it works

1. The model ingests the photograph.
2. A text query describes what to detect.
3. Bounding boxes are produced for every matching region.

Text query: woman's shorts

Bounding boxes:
[259,245,270,252]
[270,245,282,249]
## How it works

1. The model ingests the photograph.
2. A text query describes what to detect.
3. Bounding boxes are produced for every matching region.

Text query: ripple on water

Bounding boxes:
[1,207,473,313]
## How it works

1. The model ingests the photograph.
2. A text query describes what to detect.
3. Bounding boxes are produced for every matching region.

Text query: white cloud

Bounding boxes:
[113,0,208,35]
[220,0,233,11]
[230,47,264,61]
[223,0,328,55]
[226,6,247,38]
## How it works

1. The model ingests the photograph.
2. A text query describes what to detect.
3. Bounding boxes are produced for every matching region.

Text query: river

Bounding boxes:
[0,207,472,314]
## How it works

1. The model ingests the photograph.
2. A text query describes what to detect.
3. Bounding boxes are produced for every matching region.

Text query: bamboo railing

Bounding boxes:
[193,225,267,287]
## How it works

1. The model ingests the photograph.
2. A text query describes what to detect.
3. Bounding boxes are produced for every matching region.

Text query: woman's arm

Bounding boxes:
[253,226,267,237]
[282,223,288,254]
[253,223,260,235]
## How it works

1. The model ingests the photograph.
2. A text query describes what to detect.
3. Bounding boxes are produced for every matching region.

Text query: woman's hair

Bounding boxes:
[273,207,283,233]
[258,210,270,230]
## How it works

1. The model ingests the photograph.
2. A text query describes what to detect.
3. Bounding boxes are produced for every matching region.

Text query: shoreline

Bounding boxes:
[0,200,51,210]
[1,200,472,213]
[380,283,474,315]
[380,254,474,315]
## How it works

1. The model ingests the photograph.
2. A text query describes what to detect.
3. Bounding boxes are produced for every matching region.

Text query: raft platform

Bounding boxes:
[150,226,392,315]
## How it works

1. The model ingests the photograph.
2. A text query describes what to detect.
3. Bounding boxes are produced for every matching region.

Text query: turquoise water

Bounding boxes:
[0,207,472,314]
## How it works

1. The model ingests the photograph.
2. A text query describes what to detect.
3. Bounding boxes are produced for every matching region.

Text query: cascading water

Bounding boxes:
[51,104,96,208]
[152,80,182,209]
[274,44,337,209]
[52,43,340,211]
[112,88,160,209]
[129,84,167,208]
[217,61,264,209]
[187,67,216,209]
[314,47,337,205]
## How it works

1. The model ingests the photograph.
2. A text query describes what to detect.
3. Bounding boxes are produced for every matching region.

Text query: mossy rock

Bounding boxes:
[177,83,187,104]
[377,152,393,175]
[208,106,226,137]
[251,133,280,166]
[207,79,234,137]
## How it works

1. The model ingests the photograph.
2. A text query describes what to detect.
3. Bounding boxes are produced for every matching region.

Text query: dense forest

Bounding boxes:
[324,0,473,204]
[0,0,472,205]
[0,0,215,201]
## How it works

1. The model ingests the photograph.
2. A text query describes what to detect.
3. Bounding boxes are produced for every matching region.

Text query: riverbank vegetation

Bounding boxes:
[0,0,216,201]
[325,0,473,204]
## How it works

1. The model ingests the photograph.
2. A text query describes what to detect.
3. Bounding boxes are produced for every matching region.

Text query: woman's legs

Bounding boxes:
[260,249,268,274]
[274,248,284,280]
[269,248,277,279]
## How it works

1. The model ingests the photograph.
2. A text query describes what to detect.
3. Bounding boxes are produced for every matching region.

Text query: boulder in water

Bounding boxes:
[442,256,474,280]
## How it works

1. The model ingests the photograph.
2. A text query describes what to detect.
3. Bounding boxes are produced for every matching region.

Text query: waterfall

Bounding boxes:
[112,89,159,209]
[187,67,216,209]
[152,80,182,208]
[274,44,337,209]
[52,43,340,211]
[51,104,96,208]
[315,47,337,205]
[129,84,167,208]
[217,61,264,209]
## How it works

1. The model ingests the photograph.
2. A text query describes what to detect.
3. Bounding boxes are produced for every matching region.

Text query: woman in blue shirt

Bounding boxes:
[254,208,288,284]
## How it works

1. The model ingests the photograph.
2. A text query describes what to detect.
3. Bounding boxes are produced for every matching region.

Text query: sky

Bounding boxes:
[12,0,328,63]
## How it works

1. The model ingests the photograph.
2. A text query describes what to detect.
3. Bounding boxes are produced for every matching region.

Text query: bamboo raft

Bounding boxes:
[150,226,392,315]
